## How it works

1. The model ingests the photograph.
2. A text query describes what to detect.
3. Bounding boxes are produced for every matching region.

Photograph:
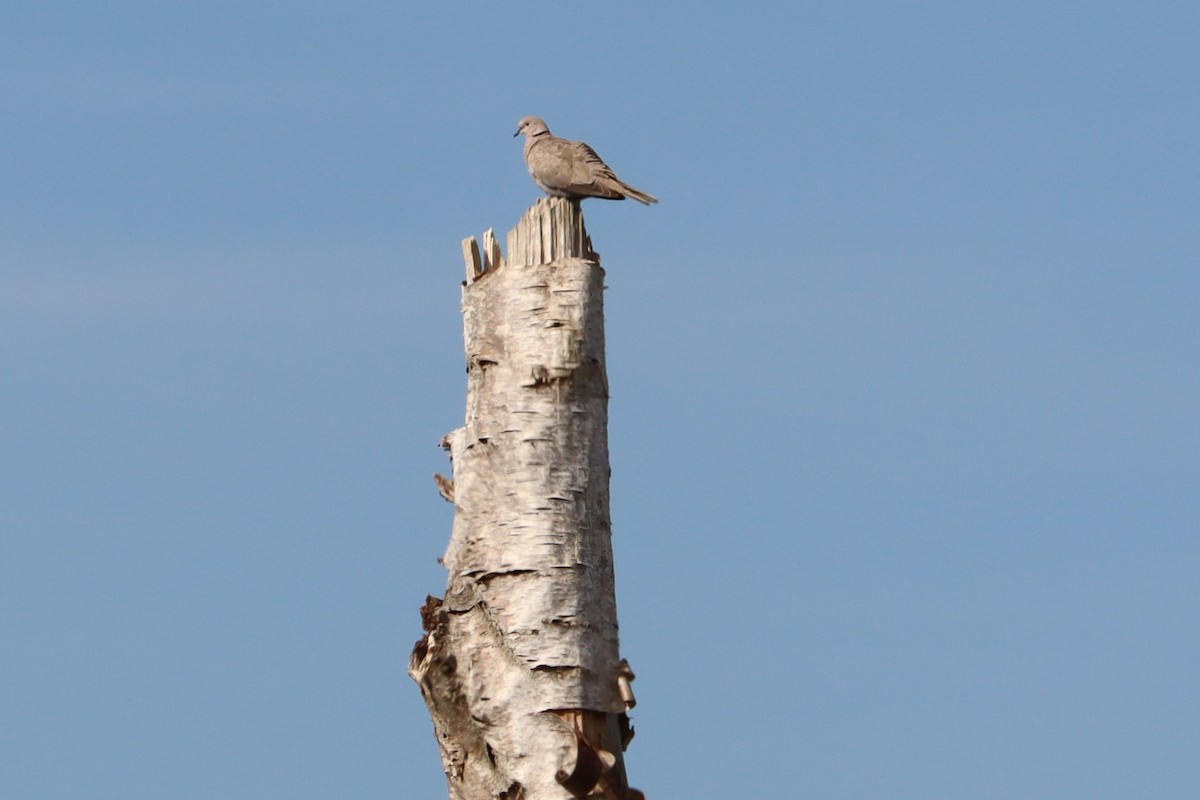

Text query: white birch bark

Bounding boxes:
[411,199,643,800]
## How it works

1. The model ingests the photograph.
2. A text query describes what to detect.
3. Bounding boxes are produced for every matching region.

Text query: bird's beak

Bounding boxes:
[513,129,521,137]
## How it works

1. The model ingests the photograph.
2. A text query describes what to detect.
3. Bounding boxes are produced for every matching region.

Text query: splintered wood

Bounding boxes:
[461,197,597,281]
[417,198,641,800]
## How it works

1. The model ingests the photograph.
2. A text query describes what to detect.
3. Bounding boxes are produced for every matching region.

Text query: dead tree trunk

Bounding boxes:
[411,198,643,800]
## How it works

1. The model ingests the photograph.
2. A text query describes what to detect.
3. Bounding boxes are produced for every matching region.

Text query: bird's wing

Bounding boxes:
[533,138,626,200]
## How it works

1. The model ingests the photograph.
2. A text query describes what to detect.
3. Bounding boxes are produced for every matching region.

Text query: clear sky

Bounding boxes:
[2,2,1198,798]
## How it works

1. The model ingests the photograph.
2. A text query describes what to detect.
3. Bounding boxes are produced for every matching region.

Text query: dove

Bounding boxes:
[515,116,658,205]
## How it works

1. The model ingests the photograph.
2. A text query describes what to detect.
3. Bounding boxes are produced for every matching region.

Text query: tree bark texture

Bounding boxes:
[411,198,643,800]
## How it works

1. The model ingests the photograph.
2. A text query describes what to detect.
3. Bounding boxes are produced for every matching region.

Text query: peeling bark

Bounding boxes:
[412,199,642,800]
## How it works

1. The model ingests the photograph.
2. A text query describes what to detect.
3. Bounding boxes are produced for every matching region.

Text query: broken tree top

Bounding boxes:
[462,198,599,281]
[515,116,658,205]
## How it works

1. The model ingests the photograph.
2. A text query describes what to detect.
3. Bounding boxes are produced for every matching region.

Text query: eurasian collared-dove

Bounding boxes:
[514,116,658,205]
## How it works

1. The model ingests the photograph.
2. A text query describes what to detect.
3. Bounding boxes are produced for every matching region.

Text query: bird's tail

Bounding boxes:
[619,181,658,205]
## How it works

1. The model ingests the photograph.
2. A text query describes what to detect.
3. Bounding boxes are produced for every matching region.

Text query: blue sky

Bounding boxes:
[2,2,1198,798]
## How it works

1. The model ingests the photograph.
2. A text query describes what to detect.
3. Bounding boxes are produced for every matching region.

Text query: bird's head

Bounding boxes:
[514,116,551,139]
